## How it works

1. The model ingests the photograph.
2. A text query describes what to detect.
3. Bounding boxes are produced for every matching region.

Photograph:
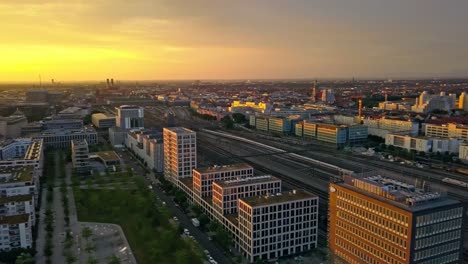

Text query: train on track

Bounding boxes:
[442,177,468,188]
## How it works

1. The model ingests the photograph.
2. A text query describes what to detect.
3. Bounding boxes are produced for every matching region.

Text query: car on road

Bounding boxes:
[173,216,178,221]
[183,229,190,235]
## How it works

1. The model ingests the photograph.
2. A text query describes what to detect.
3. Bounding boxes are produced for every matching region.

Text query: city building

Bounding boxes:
[0,195,34,229]
[0,214,32,251]
[116,105,144,129]
[126,129,164,172]
[0,138,32,161]
[71,139,90,175]
[91,113,116,129]
[42,118,83,130]
[377,102,411,111]
[329,172,464,264]
[459,92,468,111]
[57,106,90,119]
[34,126,97,149]
[0,139,44,177]
[90,151,121,171]
[425,123,468,141]
[268,117,292,134]
[229,101,272,114]
[363,117,419,138]
[411,91,457,113]
[192,164,254,199]
[238,190,319,262]
[0,109,28,138]
[384,133,460,154]
[108,127,127,147]
[321,89,336,104]
[212,175,281,215]
[25,90,48,103]
[163,127,197,184]
[296,121,368,147]
[459,143,468,164]
[0,166,39,207]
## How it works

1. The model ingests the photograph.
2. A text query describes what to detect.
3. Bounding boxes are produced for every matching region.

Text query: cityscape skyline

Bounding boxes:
[2,0,468,82]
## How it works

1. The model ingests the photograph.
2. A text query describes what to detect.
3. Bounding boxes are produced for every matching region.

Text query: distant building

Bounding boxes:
[321,89,335,104]
[459,92,468,111]
[385,134,432,153]
[57,106,90,119]
[91,113,116,129]
[295,121,368,147]
[71,139,90,175]
[34,127,97,148]
[229,101,272,114]
[116,105,144,129]
[425,123,468,141]
[363,117,419,139]
[411,91,456,113]
[125,129,164,172]
[163,127,197,184]
[90,151,121,170]
[0,138,32,160]
[0,109,28,138]
[329,172,464,264]
[42,118,83,130]
[26,90,48,103]
[378,101,411,111]
[108,127,127,147]
[459,143,468,163]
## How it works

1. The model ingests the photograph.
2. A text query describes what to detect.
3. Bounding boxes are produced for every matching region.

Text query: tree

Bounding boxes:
[232,113,246,123]
[82,227,93,240]
[107,255,121,264]
[15,252,34,264]
[221,116,234,129]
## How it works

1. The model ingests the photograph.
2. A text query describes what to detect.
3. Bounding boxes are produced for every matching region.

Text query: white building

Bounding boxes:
[385,134,432,153]
[212,175,281,215]
[34,126,98,149]
[0,138,44,177]
[425,123,468,141]
[238,190,319,262]
[71,139,90,174]
[321,89,335,104]
[432,138,460,154]
[116,105,144,129]
[163,127,197,184]
[0,138,32,161]
[411,91,456,113]
[363,117,419,138]
[0,214,32,251]
[0,195,34,228]
[126,129,164,172]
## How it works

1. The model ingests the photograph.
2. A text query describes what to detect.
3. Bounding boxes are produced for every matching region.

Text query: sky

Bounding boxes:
[1,0,468,82]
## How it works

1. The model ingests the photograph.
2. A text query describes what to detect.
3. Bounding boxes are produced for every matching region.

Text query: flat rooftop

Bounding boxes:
[195,163,253,174]
[0,194,32,204]
[337,172,459,212]
[0,214,29,225]
[0,166,34,183]
[179,177,194,190]
[215,175,280,188]
[92,113,115,119]
[163,127,194,134]
[39,126,96,135]
[72,139,88,146]
[117,105,142,109]
[93,151,120,162]
[240,190,317,207]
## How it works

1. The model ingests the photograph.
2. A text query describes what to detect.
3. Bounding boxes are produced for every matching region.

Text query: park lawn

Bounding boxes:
[74,187,203,264]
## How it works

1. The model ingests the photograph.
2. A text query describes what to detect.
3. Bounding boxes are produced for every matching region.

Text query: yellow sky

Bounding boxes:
[1,1,467,82]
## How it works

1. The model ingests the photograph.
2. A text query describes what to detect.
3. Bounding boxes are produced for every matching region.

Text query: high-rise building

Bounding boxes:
[71,139,90,174]
[311,80,318,102]
[458,92,468,111]
[412,91,457,113]
[329,172,464,264]
[115,105,144,130]
[163,127,197,184]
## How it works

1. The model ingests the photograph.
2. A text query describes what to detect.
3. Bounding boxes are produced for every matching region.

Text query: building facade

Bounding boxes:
[91,113,116,129]
[71,139,90,174]
[35,127,98,148]
[116,105,144,129]
[329,172,464,264]
[163,127,197,184]
[425,123,468,141]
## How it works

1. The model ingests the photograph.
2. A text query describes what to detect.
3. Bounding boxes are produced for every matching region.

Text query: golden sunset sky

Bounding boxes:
[1,0,467,82]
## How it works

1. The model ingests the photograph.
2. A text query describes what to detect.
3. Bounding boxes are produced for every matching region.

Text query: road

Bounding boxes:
[118,147,232,264]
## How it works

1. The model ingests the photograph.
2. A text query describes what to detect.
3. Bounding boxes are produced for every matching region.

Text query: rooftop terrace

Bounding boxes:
[0,166,34,183]
[195,163,253,174]
[215,175,280,188]
[240,189,316,207]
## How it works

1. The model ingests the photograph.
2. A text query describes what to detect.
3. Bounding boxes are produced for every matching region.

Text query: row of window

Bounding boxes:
[415,218,462,238]
[336,190,409,225]
[418,252,459,264]
[416,207,463,227]
[413,241,460,261]
[415,229,461,250]
[335,238,404,264]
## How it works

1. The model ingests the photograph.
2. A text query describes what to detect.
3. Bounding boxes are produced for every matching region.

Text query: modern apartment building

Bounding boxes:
[0,195,34,227]
[213,175,281,215]
[116,105,144,129]
[0,109,28,138]
[0,138,44,175]
[91,113,116,129]
[71,139,90,174]
[238,190,319,262]
[126,129,164,172]
[329,172,464,264]
[163,127,197,184]
[0,214,32,251]
[0,138,32,161]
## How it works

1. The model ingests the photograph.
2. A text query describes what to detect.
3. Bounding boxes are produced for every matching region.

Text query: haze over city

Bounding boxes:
[2,0,468,82]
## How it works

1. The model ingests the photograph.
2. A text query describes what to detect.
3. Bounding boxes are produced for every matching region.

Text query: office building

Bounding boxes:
[238,190,319,262]
[91,113,116,129]
[425,123,468,141]
[229,101,271,114]
[321,89,336,104]
[57,106,90,119]
[329,172,464,264]
[0,138,32,161]
[459,143,468,163]
[116,105,144,129]
[296,121,367,146]
[193,164,254,199]
[0,195,34,229]
[42,118,83,130]
[212,175,281,215]
[363,117,419,139]
[163,127,196,184]
[71,139,90,174]
[90,151,121,171]
[268,117,292,134]
[35,126,97,149]
[0,214,32,251]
